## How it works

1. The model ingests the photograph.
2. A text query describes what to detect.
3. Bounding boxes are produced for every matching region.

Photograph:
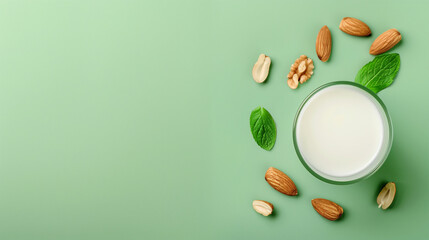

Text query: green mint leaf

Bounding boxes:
[355,53,400,93]
[250,106,276,151]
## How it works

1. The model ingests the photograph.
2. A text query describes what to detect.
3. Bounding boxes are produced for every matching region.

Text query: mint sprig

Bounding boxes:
[250,107,276,151]
[355,53,400,93]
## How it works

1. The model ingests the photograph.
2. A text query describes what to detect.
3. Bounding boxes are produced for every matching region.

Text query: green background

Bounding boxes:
[1,0,428,239]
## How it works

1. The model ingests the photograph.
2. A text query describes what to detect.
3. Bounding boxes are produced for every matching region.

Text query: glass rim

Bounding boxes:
[292,81,393,185]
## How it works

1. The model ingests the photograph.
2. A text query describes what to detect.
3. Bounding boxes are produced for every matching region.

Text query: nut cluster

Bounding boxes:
[250,16,401,222]
[287,55,314,89]
[339,17,401,55]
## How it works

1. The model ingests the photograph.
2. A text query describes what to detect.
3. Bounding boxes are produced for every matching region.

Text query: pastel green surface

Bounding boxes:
[0,0,428,239]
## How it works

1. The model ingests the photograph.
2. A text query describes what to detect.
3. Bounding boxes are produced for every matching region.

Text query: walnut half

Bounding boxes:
[287,55,314,89]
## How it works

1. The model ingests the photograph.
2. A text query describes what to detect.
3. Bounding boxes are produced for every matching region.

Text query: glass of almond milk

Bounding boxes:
[293,81,393,184]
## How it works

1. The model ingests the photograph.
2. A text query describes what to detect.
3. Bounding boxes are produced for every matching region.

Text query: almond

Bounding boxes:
[316,25,331,62]
[370,29,402,55]
[252,200,274,216]
[377,182,396,210]
[339,17,371,36]
[311,198,343,221]
[252,54,271,83]
[265,167,298,196]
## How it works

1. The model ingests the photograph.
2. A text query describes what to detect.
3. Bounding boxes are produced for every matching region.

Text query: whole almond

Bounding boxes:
[377,182,396,210]
[252,200,274,216]
[252,54,271,83]
[370,29,402,55]
[316,25,332,62]
[265,167,298,196]
[311,198,343,221]
[339,17,371,36]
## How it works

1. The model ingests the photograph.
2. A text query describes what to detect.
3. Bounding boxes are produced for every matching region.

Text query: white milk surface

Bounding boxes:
[296,84,390,181]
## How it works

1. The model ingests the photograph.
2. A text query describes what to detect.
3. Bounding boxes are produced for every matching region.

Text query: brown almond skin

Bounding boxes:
[311,198,344,221]
[370,29,402,55]
[316,25,332,62]
[339,17,371,36]
[265,167,298,196]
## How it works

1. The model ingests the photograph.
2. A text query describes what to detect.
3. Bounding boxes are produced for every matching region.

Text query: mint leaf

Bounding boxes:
[250,106,276,150]
[355,53,400,93]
